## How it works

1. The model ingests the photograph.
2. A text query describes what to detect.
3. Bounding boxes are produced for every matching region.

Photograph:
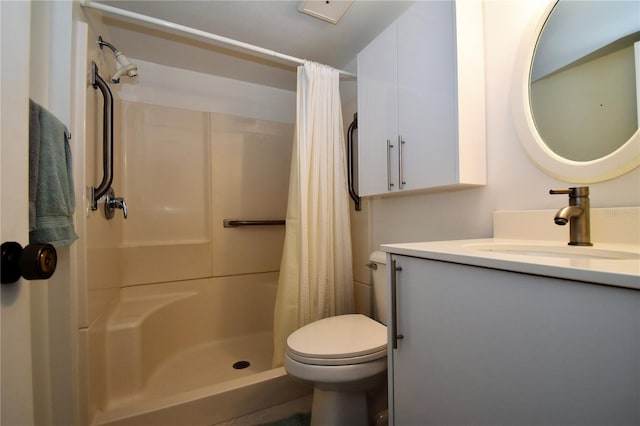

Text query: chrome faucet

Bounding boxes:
[104,188,128,220]
[549,186,592,246]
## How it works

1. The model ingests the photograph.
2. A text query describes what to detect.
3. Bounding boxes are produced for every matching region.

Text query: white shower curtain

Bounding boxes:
[272,61,355,367]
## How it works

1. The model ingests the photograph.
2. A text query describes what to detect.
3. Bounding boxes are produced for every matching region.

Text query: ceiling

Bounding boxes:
[95,0,415,91]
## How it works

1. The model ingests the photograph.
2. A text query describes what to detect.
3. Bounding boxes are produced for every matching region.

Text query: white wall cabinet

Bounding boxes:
[386,254,640,425]
[357,1,486,197]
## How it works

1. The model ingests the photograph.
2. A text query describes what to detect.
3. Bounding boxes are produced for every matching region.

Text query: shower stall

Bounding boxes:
[78,18,311,425]
[88,98,311,425]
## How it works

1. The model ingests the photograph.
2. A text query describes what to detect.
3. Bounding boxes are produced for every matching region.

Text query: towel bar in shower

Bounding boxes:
[223,219,286,228]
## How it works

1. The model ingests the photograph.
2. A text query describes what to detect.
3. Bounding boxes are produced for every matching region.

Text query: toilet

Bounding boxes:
[284,251,388,426]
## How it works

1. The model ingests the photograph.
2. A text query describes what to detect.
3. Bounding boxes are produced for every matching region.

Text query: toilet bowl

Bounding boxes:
[284,252,388,426]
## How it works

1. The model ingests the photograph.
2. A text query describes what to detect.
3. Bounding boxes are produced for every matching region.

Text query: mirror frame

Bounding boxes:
[511,0,640,183]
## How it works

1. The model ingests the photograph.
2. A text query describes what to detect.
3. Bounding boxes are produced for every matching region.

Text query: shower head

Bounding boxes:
[111,51,138,83]
[97,36,138,84]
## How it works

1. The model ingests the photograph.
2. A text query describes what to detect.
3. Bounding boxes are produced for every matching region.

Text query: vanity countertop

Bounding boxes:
[382,238,640,290]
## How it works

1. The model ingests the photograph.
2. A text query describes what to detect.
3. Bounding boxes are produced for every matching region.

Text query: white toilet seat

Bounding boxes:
[284,352,387,386]
[287,348,387,366]
[286,314,387,366]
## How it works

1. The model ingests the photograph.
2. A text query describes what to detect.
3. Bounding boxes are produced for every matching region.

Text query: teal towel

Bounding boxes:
[29,99,78,246]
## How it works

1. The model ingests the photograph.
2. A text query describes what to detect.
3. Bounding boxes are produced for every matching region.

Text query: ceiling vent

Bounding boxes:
[297,0,354,25]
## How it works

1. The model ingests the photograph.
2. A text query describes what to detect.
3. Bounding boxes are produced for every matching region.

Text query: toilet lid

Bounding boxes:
[286,314,387,364]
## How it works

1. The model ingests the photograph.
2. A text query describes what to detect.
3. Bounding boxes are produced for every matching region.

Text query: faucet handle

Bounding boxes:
[110,197,128,219]
[549,186,589,198]
[104,188,128,220]
[549,189,572,195]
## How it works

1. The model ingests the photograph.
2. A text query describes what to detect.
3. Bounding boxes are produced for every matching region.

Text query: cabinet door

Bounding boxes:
[389,255,640,425]
[388,255,432,424]
[397,1,457,190]
[357,23,398,197]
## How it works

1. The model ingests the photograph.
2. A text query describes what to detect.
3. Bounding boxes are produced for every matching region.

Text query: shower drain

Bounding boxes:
[233,360,251,370]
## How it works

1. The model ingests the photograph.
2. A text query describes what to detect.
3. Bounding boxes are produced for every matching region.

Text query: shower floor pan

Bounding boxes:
[93,332,310,426]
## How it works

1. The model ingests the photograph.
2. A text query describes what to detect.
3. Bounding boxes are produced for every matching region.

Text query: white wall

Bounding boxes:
[367,0,640,250]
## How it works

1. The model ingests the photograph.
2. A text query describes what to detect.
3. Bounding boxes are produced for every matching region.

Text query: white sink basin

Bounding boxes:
[464,242,640,260]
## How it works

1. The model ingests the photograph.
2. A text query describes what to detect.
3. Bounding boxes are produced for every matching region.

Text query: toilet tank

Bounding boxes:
[369,251,388,325]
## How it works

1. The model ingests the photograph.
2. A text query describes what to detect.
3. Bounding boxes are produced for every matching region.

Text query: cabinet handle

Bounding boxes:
[398,135,406,189]
[386,139,395,191]
[391,259,404,349]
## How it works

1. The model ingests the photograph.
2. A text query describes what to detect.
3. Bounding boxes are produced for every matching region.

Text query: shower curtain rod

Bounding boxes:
[80,1,357,79]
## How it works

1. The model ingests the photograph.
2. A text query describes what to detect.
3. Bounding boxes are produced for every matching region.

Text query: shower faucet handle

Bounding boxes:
[111,197,128,219]
[105,188,128,220]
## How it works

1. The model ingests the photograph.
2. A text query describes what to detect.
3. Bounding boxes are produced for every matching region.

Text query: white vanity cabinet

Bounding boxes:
[386,253,640,425]
[356,1,486,197]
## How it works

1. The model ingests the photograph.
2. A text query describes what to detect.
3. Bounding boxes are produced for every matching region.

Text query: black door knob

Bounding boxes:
[1,242,23,284]
[1,241,57,284]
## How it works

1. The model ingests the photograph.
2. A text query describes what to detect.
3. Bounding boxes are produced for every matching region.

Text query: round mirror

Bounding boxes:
[511,0,640,183]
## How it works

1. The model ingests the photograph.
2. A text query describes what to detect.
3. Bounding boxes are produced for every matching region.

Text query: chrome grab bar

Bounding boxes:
[90,62,114,211]
[223,219,286,228]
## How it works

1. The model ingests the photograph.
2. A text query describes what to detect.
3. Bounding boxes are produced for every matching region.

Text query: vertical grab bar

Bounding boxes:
[90,62,114,210]
[347,113,361,211]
